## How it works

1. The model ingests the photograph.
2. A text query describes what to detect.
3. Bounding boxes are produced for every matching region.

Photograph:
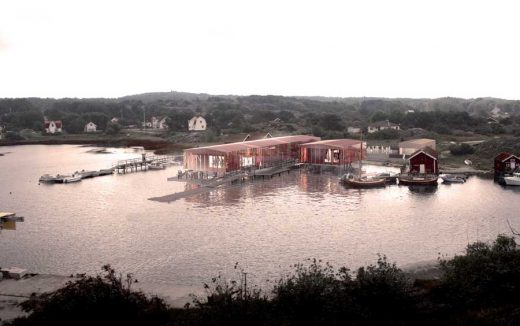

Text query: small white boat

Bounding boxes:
[63,174,82,183]
[98,168,114,176]
[504,172,520,186]
[464,159,473,165]
[39,174,58,183]
[148,162,166,170]
[78,170,100,179]
[440,174,466,184]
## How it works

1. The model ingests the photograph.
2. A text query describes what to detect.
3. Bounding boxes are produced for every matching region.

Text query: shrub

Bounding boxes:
[449,143,475,155]
[439,235,520,308]
[9,265,170,326]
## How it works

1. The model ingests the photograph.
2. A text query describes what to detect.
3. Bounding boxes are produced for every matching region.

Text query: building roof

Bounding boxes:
[185,135,320,155]
[399,138,435,148]
[495,152,520,162]
[299,139,363,150]
[408,146,438,161]
[369,120,399,127]
[44,120,62,128]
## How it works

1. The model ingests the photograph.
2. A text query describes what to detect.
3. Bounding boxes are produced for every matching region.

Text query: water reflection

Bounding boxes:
[2,145,520,288]
[407,185,438,196]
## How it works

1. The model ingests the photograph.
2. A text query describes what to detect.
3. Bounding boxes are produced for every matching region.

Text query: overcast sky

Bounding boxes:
[0,0,519,99]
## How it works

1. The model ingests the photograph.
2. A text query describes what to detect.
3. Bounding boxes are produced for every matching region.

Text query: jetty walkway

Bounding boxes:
[149,161,299,203]
[113,154,179,174]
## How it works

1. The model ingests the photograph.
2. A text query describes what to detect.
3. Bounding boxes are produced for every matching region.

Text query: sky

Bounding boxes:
[0,0,519,99]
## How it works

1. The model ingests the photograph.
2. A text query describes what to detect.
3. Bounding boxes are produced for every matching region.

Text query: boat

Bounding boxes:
[440,174,466,184]
[63,174,82,183]
[148,162,166,170]
[98,168,114,176]
[464,159,473,165]
[39,174,59,183]
[503,172,520,186]
[376,172,398,184]
[77,170,100,179]
[340,173,386,188]
[398,174,438,186]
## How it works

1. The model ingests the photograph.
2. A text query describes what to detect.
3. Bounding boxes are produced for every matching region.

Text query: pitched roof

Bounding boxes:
[185,135,320,155]
[495,152,520,162]
[44,120,62,128]
[408,146,438,161]
[369,120,399,127]
[399,138,435,148]
[299,139,363,150]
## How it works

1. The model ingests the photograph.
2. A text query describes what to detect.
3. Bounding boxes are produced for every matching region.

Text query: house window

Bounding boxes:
[240,156,254,167]
[209,155,224,168]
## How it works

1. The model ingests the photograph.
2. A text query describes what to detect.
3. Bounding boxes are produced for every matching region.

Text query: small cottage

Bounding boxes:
[408,147,438,175]
[44,120,62,134]
[188,115,207,131]
[151,117,168,129]
[494,152,520,177]
[84,122,97,133]
[367,120,400,133]
[399,138,436,156]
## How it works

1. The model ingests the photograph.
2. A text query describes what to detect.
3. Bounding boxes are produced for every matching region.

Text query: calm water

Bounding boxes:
[1,145,520,289]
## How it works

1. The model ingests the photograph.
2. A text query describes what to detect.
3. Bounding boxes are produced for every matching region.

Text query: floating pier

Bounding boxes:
[113,154,178,174]
[151,161,301,203]
[0,212,24,231]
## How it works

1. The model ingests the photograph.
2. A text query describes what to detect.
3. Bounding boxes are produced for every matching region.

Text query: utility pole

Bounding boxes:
[243,272,248,299]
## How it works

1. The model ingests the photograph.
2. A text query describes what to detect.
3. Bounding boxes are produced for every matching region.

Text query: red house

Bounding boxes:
[408,147,438,174]
[494,152,520,177]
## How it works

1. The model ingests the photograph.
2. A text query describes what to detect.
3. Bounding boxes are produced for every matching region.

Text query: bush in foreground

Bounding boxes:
[9,265,169,326]
[9,235,520,325]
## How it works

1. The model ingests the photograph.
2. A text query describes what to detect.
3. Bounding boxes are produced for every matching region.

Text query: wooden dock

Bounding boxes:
[113,154,177,174]
[151,162,300,203]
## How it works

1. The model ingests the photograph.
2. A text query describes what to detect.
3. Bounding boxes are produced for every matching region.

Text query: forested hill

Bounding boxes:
[1,92,520,137]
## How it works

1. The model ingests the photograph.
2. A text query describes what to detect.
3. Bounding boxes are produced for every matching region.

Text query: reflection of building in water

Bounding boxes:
[184,135,320,176]
[299,139,366,167]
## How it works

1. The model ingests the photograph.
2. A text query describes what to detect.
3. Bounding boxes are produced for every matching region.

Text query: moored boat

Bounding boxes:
[98,168,114,176]
[148,162,166,170]
[398,174,438,186]
[376,172,398,184]
[77,170,100,179]
[440,174,466,184]
[39,174,59,183]
[340,173,386,188]
[503,172,520,186]
[63,174,82,183]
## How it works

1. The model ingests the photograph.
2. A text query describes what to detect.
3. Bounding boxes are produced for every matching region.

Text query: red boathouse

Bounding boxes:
[408,147,438,174]
[494,152,520,177]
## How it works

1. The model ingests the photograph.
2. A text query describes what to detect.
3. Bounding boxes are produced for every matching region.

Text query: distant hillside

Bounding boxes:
[119,91,229,103]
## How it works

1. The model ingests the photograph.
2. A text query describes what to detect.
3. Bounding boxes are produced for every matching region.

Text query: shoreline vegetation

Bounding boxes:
[0,133,501,174]
[4,235,520,325]
[2,94,520,170]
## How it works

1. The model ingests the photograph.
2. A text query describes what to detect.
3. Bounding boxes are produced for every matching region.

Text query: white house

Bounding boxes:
[188,115,207,131]
[367,120,400,133]
[399,138,436,156]
[151,116,168,129]
[110,117,119,124]
[44,120,62,134]
[347,126,362,134]
[84,121,97,133]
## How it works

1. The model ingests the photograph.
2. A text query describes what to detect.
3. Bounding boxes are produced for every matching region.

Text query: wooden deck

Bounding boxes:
[151,163,300,203]
[113,155,177,174]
